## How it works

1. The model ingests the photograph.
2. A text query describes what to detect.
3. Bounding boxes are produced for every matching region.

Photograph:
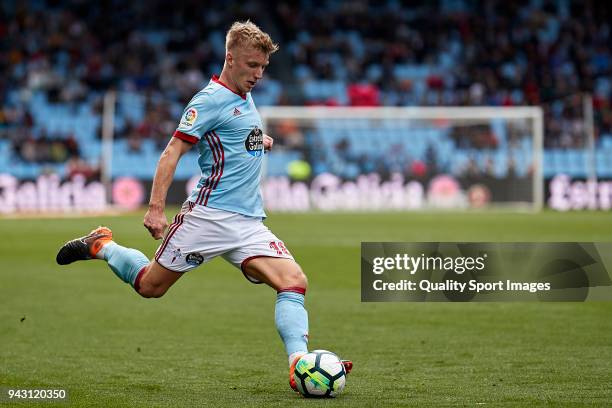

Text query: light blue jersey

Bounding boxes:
[173,75,266,218]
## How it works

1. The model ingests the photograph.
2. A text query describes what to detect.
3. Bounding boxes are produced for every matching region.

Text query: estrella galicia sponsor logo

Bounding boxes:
[185,252,204,266]
[179,108,198,130]
[245,127,263,157]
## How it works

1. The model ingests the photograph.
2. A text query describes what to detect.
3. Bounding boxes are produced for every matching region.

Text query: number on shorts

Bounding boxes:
[269,241,290,256]
[278,241,290,256]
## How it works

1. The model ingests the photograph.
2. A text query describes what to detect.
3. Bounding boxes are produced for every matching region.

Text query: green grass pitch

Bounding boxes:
[1,210,611,407]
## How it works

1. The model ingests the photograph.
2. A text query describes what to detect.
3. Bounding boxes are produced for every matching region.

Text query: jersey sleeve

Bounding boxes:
[173,94,219,144]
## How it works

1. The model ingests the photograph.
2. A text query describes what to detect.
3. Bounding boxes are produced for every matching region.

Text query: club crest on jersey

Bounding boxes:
[171,248,183,264]
[244,127,264,157]
[179,108,198,129]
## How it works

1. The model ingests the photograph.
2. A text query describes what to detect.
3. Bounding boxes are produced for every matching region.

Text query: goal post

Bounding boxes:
[260,106,544,212]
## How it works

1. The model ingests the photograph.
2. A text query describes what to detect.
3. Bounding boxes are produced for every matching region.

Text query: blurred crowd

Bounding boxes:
[1,0,611,169]
[282,1,611,146]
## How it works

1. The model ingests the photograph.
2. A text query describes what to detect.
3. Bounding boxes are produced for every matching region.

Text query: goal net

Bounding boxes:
[260,106,543,211]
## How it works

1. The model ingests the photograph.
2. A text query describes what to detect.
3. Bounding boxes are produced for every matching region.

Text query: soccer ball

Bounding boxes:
[293,350,346,398]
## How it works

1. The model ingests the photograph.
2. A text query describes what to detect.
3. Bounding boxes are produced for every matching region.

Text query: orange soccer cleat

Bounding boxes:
[56,226,113,265]
[289,353,306,392]
[341,359,353,375]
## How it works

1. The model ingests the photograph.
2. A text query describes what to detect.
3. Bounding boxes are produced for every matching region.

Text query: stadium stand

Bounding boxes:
[1,1,611,180]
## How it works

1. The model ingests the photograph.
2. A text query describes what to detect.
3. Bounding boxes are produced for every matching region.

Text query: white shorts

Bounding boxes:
[154,201,294,283]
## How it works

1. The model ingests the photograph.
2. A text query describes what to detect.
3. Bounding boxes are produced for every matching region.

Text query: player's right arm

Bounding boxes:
[144,137,193,239]
[144,92,219,239]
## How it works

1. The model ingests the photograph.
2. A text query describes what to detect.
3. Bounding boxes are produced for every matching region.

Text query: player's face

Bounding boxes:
[228,46,269,94]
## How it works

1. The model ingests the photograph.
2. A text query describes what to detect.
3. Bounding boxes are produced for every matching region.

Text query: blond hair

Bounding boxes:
[225,20,279,55]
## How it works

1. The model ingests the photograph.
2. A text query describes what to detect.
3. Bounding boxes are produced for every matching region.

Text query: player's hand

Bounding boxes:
[143,207,168,240]
[263,134,274,152]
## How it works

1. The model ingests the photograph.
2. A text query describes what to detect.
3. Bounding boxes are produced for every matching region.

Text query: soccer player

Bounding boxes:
[56,21,351,392]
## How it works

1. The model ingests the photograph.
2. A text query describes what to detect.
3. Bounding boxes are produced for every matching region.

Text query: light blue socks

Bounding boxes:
[275,291,309,359]
[98,242,149,288]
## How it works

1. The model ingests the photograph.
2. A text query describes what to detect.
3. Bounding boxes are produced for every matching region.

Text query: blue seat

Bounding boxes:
[493,152,508,178]
[595,151,610,177]
[600,134,612,148]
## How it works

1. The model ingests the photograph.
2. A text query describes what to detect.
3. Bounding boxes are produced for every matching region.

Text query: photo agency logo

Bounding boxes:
[361,243,612,302]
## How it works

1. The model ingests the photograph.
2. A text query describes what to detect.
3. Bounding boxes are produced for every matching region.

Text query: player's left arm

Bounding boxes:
[263,134,273,152]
